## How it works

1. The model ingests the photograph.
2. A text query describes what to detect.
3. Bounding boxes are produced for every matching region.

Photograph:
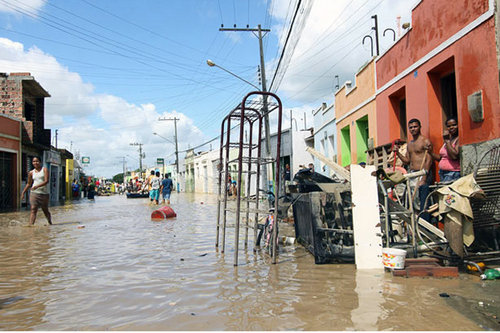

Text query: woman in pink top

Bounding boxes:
[430,118,460,182]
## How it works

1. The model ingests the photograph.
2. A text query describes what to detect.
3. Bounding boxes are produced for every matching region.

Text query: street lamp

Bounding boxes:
[206,59,260,91]
[153,132,175,145]
[207,58,273,192]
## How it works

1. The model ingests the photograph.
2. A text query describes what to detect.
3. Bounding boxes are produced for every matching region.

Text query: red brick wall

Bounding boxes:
[0,76,23,119]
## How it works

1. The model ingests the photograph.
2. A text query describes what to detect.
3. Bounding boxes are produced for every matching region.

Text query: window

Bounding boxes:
[24,101,34,121]
[440,73,458,121]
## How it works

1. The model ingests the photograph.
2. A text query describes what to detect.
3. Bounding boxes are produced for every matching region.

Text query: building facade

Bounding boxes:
[375,0,500,163]
[0,114,22,210]
[335,59,377,166]
[0,72,55,207]
[311,103,336,175]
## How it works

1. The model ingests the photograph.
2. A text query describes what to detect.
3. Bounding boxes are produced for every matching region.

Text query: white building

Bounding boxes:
[312,102,337,177]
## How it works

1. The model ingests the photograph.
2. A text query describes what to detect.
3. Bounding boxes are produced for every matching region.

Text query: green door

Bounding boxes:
[340,126,351,167]
[355,116,369,163]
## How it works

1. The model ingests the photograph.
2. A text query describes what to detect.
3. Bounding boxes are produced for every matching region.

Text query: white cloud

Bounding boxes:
[0,0,46,15]
[0,37,206,177]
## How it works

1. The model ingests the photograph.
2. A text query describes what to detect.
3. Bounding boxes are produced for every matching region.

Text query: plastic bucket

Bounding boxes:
[382,248,407,270]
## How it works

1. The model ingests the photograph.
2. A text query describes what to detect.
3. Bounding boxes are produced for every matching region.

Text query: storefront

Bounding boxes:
[43,149,62,202]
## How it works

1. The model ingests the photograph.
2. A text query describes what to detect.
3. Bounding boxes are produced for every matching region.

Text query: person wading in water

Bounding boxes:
[21,156,52,225]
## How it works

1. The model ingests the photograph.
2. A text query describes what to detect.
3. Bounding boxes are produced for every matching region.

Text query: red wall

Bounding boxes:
[376,0,500,147]
[0,115,21,206]
[0,115,21,150]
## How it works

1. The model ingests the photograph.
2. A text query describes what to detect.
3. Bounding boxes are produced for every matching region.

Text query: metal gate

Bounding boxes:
[0,151,14,210]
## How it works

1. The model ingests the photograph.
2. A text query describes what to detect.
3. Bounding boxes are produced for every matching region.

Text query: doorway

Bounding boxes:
[355,116,369,163]
[340,125,351,166]
[440,73,458,121]
[389,87,407,141]
[0,152,14,210]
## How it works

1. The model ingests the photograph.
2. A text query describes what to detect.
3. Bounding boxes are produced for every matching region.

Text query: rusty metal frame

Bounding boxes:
[215,91,283,266]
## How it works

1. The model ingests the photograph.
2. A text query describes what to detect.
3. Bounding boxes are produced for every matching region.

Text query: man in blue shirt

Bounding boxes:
[160,174,173,205]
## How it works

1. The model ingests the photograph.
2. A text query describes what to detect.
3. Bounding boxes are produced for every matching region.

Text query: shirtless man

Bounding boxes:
[393,118,433,220]
[394,118,433,186]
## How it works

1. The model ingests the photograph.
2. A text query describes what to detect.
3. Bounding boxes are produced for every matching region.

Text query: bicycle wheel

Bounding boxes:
[262,215,279,256]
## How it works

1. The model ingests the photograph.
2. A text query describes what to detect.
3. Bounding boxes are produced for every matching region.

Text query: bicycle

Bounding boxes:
[254,208,279,256]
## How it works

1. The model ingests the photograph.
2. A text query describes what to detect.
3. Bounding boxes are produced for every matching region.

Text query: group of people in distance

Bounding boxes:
[393,117,460,220]
[143,170,173,205]
[18,117,459,226]
[20,159,175,226]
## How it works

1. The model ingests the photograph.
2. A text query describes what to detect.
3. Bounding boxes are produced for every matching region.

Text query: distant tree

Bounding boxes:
[113,173,124,183]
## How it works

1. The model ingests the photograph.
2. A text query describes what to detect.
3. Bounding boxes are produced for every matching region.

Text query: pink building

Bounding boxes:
[375,0,500,166]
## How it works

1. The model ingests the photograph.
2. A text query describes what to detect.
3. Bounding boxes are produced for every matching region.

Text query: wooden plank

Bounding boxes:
[406,265,440,277]
[432,267,459,278]
[393,263,459,278]
[305,147,351,181]
[404,258,440,265]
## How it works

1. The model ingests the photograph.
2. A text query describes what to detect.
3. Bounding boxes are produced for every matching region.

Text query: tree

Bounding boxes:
[113,173,124,183]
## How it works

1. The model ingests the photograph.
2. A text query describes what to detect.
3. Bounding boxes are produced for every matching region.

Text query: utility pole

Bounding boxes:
[158,117,180,176]
[219,24,272,156]
[55,129,58,149]
[118,157,126,185]
[371,15,380,56]
[129,143,143,175]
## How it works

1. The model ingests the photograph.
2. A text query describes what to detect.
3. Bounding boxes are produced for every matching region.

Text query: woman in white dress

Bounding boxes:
[21,156,52,225]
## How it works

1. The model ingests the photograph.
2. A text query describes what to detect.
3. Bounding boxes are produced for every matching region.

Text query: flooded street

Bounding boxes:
[0,193,499,330]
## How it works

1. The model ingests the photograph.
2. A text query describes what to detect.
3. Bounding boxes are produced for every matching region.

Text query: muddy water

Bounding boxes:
[0,193,499,330]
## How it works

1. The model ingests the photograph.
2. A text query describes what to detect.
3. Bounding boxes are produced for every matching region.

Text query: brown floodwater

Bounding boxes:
[0,193,499,330]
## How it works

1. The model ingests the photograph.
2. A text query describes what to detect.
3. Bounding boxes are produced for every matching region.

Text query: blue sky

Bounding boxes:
[0,0,415,177]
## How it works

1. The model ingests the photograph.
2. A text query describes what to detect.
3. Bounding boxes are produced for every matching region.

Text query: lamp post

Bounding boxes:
[153,132,175,145]
[207,58,273,191]
[206,60,260,91]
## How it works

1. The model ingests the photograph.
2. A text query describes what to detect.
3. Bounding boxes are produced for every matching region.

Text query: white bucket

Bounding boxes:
[382,248,407,270]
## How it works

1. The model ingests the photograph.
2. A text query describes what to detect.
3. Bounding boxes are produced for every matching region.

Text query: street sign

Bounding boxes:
[82,156,90,164]
[157,158,164,165]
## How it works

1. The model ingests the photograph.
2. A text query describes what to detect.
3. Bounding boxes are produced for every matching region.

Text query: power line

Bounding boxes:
[79,0,210,57]
[268,0,303,92]
[1,0,226,85]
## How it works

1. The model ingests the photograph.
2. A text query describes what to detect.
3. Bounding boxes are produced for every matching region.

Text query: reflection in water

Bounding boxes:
[351,269,384,330]
[0,193,494,330]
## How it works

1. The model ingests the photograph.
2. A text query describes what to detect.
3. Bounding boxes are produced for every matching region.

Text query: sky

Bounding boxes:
[0,0,416,177]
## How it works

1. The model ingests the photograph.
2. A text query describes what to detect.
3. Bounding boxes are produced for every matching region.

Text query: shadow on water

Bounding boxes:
[0,193,498,330]
[0,296,25,309]
[442,291,500,330]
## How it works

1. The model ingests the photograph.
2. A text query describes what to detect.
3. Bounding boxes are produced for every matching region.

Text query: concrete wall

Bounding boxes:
[461,138,500,175]
[292,129,314,177]
[194,149,220,194]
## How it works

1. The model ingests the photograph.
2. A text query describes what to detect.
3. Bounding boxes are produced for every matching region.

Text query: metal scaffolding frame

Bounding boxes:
[215,92,283,266]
